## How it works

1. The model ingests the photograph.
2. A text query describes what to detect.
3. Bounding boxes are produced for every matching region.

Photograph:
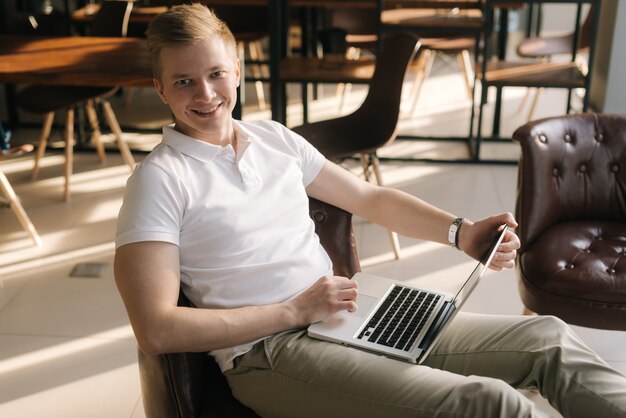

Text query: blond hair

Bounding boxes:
[146,3,237,81]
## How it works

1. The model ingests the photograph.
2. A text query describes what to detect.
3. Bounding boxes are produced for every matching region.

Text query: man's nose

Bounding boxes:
[195,80,216,100]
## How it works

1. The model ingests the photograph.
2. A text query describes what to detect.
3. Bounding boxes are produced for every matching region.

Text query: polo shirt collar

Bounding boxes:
[161,121,254,164]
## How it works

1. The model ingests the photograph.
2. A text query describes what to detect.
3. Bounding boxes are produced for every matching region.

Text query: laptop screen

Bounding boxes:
[452,225,509,307]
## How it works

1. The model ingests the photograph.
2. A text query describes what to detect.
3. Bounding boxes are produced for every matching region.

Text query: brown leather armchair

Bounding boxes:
[138,197,361,417]
[512,113,626,330]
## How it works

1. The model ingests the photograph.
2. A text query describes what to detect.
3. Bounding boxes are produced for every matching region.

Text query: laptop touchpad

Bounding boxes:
[354,294,378,318]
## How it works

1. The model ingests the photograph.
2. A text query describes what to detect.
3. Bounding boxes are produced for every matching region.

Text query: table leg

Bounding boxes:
[491,8,509,137]
[4,84,19,130]
[269,0,288,125]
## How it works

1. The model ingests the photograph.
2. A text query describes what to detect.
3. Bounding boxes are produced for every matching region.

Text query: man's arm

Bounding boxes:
[306,160,519,270]
[114,241,357,355]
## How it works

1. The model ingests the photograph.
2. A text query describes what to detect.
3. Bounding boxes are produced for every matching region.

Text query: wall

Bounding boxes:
[589,0,626,113]
[538,3,589,34]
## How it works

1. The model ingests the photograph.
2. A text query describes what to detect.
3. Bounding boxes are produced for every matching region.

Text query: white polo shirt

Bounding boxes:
[115,119,332,370]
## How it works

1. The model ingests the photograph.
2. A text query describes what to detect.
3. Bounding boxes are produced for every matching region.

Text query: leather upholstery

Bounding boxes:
[138,197,361,418]
[512,113,626,330]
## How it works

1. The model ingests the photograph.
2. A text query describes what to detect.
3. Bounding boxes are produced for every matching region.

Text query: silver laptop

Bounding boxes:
[308,226,508,363]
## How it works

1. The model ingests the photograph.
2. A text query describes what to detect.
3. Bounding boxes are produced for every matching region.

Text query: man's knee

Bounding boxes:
[459,377,536,417]
[526,315,575,351]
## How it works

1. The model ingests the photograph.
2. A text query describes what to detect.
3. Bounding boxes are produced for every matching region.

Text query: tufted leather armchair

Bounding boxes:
[137,197,361,417]
[512,113,626,330]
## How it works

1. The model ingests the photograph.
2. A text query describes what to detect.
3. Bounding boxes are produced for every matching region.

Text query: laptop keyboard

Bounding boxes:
[357,285,441,352]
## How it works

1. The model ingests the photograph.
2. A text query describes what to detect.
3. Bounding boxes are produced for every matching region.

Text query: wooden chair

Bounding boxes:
[512,113,626,330]
[321,6,477,116]
[380,5,481,115]
[515,5,595,121]
[138,197,361,418]
[292,33,420,260]
[408,36,475,114]
[1,144,42,246]
[16,0,136,201]
[473,0,600,157]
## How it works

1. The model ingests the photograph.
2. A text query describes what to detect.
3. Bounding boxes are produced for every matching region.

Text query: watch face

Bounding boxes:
[448,218,464,248]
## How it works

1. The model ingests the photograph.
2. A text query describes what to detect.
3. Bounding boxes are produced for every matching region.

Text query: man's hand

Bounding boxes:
[457,212,520,271]
[288,275,359,327]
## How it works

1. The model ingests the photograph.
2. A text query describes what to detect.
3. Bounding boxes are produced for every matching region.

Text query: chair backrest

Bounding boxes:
[579,4,595,50]
[91,0,133,37]
[138,198,360,418]
[519,4,595,56]
[291,32,419,160]
[318,27,349,56]
[329,7,379,36]
[350,32,420,153]
[210,5,268,38]
[512,113,626,250]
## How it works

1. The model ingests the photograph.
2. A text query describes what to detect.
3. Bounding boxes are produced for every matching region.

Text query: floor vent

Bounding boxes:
[69,262,107,278]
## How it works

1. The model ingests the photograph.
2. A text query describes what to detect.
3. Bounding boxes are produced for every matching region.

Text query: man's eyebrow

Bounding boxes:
[170,73,191,80]
[169,66,227,80]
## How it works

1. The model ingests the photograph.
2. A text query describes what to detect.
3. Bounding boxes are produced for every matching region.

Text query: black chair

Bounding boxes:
[292,32,420,259]
[138,197,361,418]
[16,0,136,201]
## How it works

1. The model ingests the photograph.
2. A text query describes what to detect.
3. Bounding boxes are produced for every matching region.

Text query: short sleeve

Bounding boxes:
[277,123,326,186]
[115,162,185,248]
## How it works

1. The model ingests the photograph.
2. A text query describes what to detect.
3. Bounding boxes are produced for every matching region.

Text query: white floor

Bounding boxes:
[1,48,624,418]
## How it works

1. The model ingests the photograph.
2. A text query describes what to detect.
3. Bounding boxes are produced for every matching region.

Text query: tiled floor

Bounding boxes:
[1,46,624,418]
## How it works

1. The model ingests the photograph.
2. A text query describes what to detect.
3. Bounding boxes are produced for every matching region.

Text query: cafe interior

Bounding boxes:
[0,0,625,417]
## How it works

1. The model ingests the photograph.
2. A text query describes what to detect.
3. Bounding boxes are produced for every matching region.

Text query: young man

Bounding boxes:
[114,4,626,417]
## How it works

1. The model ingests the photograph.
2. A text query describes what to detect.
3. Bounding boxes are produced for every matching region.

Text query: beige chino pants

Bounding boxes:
[225,313,626,418]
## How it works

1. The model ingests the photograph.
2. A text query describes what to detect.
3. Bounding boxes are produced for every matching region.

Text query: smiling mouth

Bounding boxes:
[191,103,220,116]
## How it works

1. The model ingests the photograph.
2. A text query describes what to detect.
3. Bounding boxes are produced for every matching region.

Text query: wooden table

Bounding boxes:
[0,36,153,87]
[0,35,153,129]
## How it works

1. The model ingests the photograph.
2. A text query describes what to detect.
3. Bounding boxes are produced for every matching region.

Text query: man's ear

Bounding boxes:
[153,78,168,104]
[235,58,241,88]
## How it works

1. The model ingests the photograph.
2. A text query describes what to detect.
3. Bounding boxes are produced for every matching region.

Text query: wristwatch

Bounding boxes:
[448,217,465,250]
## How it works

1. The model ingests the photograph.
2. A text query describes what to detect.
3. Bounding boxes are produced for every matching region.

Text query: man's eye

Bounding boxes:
[175,79,191,86]
[212,71,226,78]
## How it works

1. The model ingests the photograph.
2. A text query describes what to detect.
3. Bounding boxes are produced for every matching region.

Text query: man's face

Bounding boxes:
[154,37,240,143]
